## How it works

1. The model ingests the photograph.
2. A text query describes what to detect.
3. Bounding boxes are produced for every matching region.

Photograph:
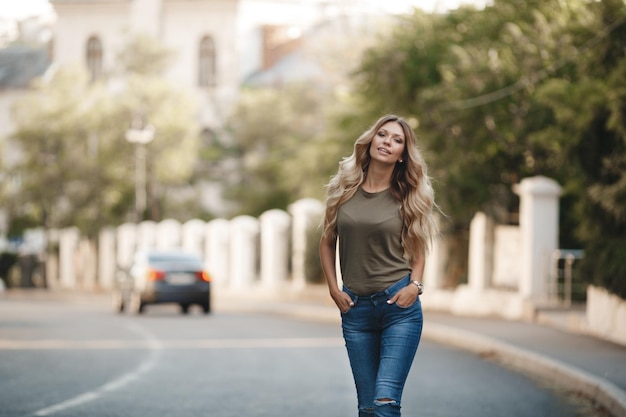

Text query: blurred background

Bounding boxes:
[0,0,624,335]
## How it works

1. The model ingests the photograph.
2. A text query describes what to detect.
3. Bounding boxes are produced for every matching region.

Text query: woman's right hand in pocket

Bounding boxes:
[331,289,355,313]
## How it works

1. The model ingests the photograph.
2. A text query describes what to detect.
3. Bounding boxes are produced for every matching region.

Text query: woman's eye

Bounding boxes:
[377,131,385,137]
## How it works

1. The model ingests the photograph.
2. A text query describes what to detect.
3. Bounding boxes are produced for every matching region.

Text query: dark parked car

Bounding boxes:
[113,249,211,314]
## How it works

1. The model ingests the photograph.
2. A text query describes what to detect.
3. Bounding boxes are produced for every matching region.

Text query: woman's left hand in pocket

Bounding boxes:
[387,285,419,308]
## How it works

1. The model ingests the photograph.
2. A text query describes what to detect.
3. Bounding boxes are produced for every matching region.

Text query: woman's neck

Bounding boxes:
[362,164,393,193]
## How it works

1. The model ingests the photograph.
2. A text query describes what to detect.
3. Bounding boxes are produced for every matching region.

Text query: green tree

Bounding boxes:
[535,0,626,297]
[226,84,327,216]
[10,68,128,235]
[8,34,200,236]
[354,0,592,228]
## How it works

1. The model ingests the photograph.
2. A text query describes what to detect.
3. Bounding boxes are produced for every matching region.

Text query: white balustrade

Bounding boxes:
[156,219,181,250]
[98,227,116,290]
[182,219,206,257]
[59,227,80,289]
[260,209,291,288]
[288,198,323,289]
[205,219,230,287]
[136,220,157,250]
[514,176,562,301]
[116,223,137,269]
[229,215,259,290]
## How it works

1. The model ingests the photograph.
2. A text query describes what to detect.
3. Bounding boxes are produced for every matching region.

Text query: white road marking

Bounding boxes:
[2,337,344,350]
[30,322,162,417]
[18,332,342,416]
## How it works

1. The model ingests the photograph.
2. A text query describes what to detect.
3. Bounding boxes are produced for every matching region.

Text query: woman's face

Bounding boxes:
[369,121,406,166]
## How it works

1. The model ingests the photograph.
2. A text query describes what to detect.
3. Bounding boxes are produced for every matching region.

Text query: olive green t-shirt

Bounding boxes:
[337,187,411,295]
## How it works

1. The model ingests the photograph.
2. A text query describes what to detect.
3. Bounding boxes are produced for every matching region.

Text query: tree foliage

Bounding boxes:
[7,35,199,236]
[347,0,626,296]
[353,0,594,226]
[534,0,626,297]
[226,84,331,216]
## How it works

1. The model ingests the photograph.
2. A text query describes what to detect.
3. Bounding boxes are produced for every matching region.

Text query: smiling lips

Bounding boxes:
[378,147,391,155]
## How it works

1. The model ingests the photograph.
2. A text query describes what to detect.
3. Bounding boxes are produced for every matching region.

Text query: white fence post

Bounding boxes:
[468,212,494,291]
[260,209,291,288]
[156,219,181,250]
[514,176,561,301]
[136,220,157,250]
[98,227,116,290]
[288,198,324,289]
[229,215,259,290]
[59,227,80,289]
[205,219,230,288]
[182,219,206,257]
[116,223,137,270]
[77,238,97,290]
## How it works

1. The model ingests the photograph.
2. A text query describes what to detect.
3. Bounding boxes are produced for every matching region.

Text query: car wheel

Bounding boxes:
[129,291,144,314]
[201,300,211,314]
[180,303,190,314]
[112,290,125,313]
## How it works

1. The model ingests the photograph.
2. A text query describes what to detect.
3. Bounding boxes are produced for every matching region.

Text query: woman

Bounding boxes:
[319,114,438,417]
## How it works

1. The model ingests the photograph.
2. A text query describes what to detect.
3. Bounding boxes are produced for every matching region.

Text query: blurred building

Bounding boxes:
[0,12,54,166]
[51,0,241,131]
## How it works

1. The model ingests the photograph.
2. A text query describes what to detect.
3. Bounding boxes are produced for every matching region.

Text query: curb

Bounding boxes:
[423,324,626,417]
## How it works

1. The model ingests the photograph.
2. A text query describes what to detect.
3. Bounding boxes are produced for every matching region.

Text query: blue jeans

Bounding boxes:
[341,275,423,417]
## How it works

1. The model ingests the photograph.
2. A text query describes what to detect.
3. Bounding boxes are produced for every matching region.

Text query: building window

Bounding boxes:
[198,35,216,87]
[86,36,102,82]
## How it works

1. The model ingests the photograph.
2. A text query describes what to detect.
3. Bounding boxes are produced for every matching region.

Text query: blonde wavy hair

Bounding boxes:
[322,114,438,261]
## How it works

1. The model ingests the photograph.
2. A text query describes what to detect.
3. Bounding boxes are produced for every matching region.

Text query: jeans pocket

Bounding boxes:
[394,301,413,309]
[393,296,420,309]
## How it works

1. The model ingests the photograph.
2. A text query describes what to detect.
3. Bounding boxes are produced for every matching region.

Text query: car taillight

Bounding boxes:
[147,268,166,281]
[196,271,211,282]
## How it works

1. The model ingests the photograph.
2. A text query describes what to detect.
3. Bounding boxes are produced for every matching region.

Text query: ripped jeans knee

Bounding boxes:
[375,398,401,417]
[358,399,401,417]
[357,405,375,417]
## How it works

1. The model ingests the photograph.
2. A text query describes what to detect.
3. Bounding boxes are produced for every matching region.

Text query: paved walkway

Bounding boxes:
[215,287,626,417]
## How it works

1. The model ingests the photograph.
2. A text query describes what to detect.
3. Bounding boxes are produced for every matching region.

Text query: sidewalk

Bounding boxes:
[215,286,626,417]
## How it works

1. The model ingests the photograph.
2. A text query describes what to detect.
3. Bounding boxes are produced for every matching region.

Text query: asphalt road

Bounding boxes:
[0,292,605,417]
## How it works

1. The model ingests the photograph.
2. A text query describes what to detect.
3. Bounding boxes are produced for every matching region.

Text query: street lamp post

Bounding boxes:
[125,124,155,222]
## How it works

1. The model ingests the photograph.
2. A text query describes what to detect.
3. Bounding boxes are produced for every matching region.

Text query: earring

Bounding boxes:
[399,159,403,163]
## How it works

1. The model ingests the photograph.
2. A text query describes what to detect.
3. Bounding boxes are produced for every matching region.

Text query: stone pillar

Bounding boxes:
[182,219,206,257]
[468,212,494,291]
[259,209,291,288]
[136,221,157,250]
[98,227,116,290]
[59,227,80,289]
[423,216,446,289]
[156,219,181,250]
[116,223,137,270]
[205,219,230,288]
[45,229,60,289]
[514,176,561,301]
[77,238,97,290]
[229,215,259,290]
[288,198,324,289]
